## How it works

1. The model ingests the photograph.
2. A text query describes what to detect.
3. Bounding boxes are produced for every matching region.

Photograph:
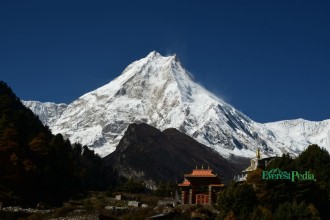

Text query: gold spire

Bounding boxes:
[202,164,204,170]
[256,148,260,159]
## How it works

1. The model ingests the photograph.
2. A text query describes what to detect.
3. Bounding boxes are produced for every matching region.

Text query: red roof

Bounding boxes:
[178,168,222,187]
[192,169,213,175]
[184,169,217,177]
[178,179,191,186]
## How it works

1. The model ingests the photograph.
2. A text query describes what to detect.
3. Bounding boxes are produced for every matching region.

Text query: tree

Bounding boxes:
[0,127,19,150]
[0,81,118,206]
[28,132,48,155]
[118,178,146,193]
[216,183,257,219]
[274,201,320,220]
[155,181,176,196]
[251,206,272,220]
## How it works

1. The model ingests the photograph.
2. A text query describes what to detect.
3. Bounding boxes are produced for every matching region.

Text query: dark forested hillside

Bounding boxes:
[216,144,330,219]
[0,81,116,206]
[104,123,244,187]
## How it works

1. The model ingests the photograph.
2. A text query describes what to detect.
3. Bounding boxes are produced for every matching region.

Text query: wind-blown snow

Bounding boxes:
[23,51,330,157]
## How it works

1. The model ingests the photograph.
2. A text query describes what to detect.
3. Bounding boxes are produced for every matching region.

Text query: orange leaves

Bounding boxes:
[28,132,48,155]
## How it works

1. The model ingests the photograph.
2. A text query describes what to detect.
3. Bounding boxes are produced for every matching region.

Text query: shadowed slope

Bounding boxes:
[105,123,245,187]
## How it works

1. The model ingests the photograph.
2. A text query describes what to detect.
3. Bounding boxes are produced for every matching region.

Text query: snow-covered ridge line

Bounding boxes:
[264,119,330,154]
[22,51,330,158]
[22,100,67,127]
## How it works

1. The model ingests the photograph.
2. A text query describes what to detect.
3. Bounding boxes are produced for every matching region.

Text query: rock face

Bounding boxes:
[23,51,330,158]
[104,123,242,188]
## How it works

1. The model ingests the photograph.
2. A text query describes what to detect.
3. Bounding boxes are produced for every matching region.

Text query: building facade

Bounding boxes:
[178,167,224,205]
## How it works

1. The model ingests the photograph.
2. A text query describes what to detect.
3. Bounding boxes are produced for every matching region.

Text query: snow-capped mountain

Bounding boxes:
[264,119,330,153]
[23,51,330,158]
[22,100,67,127]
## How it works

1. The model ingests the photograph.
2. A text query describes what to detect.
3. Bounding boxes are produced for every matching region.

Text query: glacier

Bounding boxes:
[23,51,330,158]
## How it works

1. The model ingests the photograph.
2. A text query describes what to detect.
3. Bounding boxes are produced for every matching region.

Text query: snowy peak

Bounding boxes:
[123,51,189,81]
[23,51,330,158]
[145,50,177,62]
[93,51,195,106]
[145,50,163,59]
[50,51,255,157]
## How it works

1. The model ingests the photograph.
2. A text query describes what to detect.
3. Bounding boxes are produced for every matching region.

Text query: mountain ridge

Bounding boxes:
[23,51,330,158]
[104,123,242,189]
[22,100,67,126]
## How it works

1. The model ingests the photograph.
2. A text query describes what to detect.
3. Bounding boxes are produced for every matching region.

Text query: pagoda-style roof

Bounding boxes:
[178,168,222,187]
[184,169,217,178]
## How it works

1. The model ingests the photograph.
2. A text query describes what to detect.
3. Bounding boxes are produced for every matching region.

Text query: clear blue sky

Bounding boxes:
[1,0,329,123]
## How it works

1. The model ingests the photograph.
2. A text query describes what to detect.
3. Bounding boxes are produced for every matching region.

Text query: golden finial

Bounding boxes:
[256,148,260,159]
[202,164,204,170]
[195,164,197,169]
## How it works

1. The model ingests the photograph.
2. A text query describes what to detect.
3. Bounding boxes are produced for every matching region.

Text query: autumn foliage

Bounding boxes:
[0,81,116,206]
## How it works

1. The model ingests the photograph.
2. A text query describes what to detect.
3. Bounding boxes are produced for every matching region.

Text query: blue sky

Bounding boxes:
[1,0,329,123]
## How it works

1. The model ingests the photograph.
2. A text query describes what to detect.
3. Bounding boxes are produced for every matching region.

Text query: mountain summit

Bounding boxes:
[24,51,330,157]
